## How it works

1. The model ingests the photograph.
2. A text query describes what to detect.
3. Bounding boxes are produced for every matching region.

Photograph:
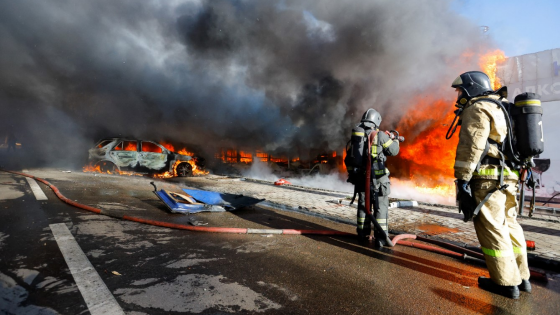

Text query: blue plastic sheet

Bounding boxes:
[154,188,265,214]
[182,189,264,211]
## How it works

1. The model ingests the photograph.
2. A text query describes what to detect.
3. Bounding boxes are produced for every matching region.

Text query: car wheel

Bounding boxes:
[176,162,193,177]
[98,161,117,174]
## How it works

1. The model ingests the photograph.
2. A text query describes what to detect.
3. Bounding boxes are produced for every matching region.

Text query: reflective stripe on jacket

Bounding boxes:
[371,131,399,178]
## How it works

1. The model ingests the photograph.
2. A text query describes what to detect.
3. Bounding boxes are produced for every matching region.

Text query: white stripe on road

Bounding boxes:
[50,223,125,315]
[24,177,48,201]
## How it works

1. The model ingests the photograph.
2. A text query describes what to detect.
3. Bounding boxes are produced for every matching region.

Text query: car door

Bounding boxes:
[139,141,168,172]
[109,140,139,170]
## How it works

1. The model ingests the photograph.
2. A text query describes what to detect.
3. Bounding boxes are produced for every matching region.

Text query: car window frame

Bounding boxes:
[112,141,124,151]
[123,140,138,152]
[141,141,164,154]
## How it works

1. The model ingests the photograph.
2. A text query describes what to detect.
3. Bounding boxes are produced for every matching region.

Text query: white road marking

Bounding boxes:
[50,223,125,315]
[24,177,48,201]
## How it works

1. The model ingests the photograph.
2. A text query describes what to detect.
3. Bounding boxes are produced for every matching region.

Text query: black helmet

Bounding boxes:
[451,71,493,106]
[361,108,382,129]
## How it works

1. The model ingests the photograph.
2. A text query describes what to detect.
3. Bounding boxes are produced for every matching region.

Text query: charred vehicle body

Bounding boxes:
[88,138,195,176]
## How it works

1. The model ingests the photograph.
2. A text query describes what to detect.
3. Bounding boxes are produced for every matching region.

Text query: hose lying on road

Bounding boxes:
[3,169,550,282]
[391,234,548,282]
[3,170,353,237]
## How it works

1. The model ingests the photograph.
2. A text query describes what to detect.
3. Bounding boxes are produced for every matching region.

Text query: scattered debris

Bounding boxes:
[112,271,122,276]
[188,220,208,226]
[274,178,291,186]
[151,182,265,214]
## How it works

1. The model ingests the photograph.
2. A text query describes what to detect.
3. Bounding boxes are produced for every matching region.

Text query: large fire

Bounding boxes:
[83,141,208,177]
[479,49,506,90]
[216,149,299,164]
[390,49,506,202]
[158,142,209,177]
[82,163,140,176]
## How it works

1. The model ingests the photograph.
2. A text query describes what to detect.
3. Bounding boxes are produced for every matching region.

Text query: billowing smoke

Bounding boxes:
[0,0,492,168]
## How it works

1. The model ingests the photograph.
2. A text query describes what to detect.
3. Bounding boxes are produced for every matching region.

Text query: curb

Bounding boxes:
[332,199,418,209]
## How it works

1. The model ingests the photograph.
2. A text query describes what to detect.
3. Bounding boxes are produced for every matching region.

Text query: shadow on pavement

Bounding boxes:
[431,288,510,315]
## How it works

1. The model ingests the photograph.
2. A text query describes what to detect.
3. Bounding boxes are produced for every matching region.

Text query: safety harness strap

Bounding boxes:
[475,141,491,173]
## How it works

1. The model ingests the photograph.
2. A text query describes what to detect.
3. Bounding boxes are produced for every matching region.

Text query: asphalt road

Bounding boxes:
[1,168,560,315]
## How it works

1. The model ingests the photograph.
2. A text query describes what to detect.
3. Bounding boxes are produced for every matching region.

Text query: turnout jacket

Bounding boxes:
[454,94,519,182]
[371,130,400,184]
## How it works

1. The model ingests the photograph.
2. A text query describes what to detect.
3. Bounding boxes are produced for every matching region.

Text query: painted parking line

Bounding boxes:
[50,223,125,315]
[21,169,47,201]
[24,177,48,201]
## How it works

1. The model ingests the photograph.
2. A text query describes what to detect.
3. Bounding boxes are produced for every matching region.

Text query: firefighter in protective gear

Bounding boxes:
[355,109,399,246]
[452,71,530,299]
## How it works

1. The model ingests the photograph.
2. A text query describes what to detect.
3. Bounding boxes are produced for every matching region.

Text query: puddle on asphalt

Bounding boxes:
[99,189,119,196]
[0,232,8,249]
[97,202,146,211]
[0,184,25,200]
[114,274,281,313]
[15,269,39,285]
[165,253,224,268]
[416,224,459,235]
[257,281,299,301]
[72,219,175,250]
[131,278,159,286]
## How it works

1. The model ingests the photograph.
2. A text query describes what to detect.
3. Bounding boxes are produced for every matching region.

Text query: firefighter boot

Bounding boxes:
[356,229,371,242]
[518,279,531,293]
[373,233,387,248]
[478,277,520,299]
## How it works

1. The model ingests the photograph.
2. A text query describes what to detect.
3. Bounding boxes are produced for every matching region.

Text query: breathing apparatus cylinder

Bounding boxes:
[345,126,367,173]
[511,93,544,159]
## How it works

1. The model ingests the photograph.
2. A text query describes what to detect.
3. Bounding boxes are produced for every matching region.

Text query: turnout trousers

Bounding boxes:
[356,177,390,239]
[471,179,530,286]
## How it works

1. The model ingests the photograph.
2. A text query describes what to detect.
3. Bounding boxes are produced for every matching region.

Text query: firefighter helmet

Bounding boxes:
[361,108,382,129]
[451,71,493,106]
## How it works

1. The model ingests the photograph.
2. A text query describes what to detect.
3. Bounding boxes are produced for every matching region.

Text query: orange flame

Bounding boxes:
[82,163,140,176]
[479,49,506,90]
[159,142,175,152]
[387,49,506,199]
[391,98,458,185]
[177,148,194,156]
[239,151,253,163]
[256,150,268,162]
[85,141,208,177]
[159,142,208,176]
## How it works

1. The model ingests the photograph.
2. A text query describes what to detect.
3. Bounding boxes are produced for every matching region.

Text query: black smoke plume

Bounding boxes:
[0,0,491,167]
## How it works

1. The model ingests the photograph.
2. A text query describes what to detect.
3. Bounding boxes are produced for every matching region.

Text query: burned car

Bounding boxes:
[88,138,195,176]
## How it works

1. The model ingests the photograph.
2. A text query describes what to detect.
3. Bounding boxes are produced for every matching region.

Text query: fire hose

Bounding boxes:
[2,169,549,282]
[2,170,353,236]
[391,234,548,283]
[365,131,394,247]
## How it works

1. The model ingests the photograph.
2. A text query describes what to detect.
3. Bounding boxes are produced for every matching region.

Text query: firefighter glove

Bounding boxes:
[456,179,477,222]
[457,179,471,197]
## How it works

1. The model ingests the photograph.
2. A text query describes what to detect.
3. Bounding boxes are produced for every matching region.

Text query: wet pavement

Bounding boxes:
[163,173,560,265]
[1,168,560,314]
